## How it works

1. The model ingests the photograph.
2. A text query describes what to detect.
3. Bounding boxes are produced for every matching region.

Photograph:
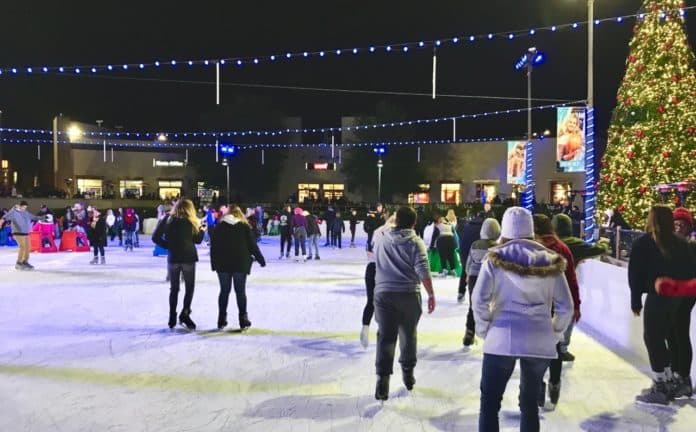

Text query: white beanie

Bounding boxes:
[500,206,534,240]
[480,218,501,240]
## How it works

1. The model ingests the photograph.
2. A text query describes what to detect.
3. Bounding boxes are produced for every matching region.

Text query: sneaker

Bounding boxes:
[179,309,196,330]
[463,329,475,347]
[359,325,369,348]
[375,376,390,401]
[548,382,561,406]
[402,369,415,391]
[239,314,252,330]
[538,381,547,408]
[100,256,106,265]
[636,381,671,405]
[457,293,466,304]
[672,375,693,399]
[90,257,98,265]
[559,351,575,362]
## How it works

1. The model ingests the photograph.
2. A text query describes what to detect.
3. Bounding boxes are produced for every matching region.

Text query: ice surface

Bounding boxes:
[1,230,695,431]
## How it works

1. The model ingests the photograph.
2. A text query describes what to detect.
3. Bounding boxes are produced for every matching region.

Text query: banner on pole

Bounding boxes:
[507,141,526,185]
[556,107,586,173]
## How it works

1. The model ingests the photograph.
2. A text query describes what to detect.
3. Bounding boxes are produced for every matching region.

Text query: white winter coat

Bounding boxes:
[472,239,574,359]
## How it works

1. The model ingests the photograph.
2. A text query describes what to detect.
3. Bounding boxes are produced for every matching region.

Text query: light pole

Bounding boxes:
[219,144,236,203]
[583,0,597,241]
[514,47,546,210]
[373,146,386,203]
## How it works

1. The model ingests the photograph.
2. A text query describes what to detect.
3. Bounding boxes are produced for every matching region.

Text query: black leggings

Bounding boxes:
[362,262,376,326]
[668,297,696,377]
[168,262,196,314]
[280,230,292,255]
[643,294,681,373]
[549,343,563,385]
[93,245,105,257]
[437,235,456,271]
[466,276,478,332]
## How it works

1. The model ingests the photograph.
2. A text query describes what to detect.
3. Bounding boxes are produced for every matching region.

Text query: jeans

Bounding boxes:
[374,291,422,376]
[168,262,196,314]
[668,297,696,377]
[362,262,376,326]
[93,245,105,257]
[643,293,681,373]
[280,230,292,255]
[217,272,248,319]
[124,230,134,247]
[308,234,320,258]
[294,227,307,256]
[559,322,574,353]
[479,354,550,432]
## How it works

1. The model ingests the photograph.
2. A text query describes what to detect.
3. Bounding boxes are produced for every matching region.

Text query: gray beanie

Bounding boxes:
[480,218,501,240]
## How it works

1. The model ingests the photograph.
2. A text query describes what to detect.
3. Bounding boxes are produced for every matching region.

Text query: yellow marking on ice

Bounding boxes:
[0,364,343,396]
[199,328,467,344]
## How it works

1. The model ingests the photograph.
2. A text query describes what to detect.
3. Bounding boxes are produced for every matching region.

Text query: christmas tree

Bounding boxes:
[597,0,696,228]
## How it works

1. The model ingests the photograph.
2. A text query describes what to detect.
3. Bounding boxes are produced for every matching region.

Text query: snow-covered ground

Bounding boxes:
[1,231,695,431]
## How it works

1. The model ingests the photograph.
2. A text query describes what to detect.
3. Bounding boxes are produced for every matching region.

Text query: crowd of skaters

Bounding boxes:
[3,197,696,431]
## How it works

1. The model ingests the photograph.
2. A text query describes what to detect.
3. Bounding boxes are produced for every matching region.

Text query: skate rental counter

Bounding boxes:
[576,259,696,381]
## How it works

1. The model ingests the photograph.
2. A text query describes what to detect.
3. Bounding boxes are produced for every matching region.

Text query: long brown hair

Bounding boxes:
[170,198,200,234]
[227,204,250,226]
[646,205,678,258]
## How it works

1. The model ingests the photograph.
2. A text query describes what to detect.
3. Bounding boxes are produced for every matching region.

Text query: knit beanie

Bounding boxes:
[533,214,554,236]
[500,206,534,240]
[480,218,501,240]
[673,207,693,229]
[551,213,573,238]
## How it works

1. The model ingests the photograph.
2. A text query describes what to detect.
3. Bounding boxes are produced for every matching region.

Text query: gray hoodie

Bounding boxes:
[374,228,430,294]
[3,207,40,235]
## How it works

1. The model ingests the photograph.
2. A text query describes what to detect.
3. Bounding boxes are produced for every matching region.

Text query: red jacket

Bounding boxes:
[538,234,581,310]
[656,278,696,297]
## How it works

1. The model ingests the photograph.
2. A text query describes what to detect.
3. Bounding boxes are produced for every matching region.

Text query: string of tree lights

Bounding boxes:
[0,101,584,139]
[0,8,690,78]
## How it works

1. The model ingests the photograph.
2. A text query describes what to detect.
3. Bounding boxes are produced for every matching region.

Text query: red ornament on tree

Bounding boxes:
[639,186,648,194]
[663,151,671,158]
[629,55,637,63]
[658,106,665,114]
[637,64,645,72]
[624,97,632,106]
[688,127,695,135]
[616,177,625,186]
[672,75,680,83]
[672,96,680,104]
[618,204,626,212]
[636,129,645,138]
[627,150,635,159]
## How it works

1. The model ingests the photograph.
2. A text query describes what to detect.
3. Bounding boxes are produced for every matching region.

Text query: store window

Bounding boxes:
[550,181,572,205]
[120,180,143,199]
[440,183,461,205]
[298,183,320,203]
[77,178,103,199]
[323,183,345,201]
[159,180,183,201]
[475,183,498,203]
[408,184,431,204]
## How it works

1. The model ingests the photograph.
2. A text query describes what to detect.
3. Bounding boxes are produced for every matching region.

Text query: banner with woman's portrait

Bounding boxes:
[556,107,586,173]
[507,141,526,185]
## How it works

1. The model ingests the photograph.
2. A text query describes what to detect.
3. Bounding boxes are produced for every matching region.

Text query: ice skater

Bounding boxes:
[291,207,308,261]
[305,210,321,260]
[349,208,359,247]
[373,206,435,400]
[1,200,42,270]
[210,205,266,330]
[87,208,107,264]
[278,205,293,259]
[331,212,345,248]
[152,199,206,330]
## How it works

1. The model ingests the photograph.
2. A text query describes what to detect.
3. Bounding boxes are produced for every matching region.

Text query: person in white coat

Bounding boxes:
[472,206,573,432]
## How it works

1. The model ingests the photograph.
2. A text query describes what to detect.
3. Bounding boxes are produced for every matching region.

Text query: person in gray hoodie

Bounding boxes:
[462,218,501,346]
[1,201,42,270]
[473,207,573,432]
[373,206,435,401]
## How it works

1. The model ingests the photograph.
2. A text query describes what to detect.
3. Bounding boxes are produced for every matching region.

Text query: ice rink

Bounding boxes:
[1,230,696,431]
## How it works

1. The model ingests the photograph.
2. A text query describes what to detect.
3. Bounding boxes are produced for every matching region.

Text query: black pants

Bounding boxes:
[331,232,342,248]
[668,297,696,377]
[466,276,478,332]
[362,262,376,326]
[93,245,105,257]
[168,262,196,314]
[437,235,456,271]
[548,343,563,385]
[366,230,375,251]
[280,230,292,255]
[643,293,681,373]
[350,227,356,243]
[375,291,422,376]
[458,255,468,295]
[325,220,334,244]
[217,272,247,319]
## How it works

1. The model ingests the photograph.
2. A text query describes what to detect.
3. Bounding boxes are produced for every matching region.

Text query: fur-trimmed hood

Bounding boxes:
[487,239,566,277]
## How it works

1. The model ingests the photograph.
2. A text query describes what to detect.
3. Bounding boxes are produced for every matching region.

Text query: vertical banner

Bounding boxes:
[507,141,526,185]
[556,107,586,172]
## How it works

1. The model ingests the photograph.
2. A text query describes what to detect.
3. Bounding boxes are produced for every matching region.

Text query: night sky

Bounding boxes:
[1,0,695,146]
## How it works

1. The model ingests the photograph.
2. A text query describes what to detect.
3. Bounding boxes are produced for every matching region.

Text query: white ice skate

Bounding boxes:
[360,325,369,348]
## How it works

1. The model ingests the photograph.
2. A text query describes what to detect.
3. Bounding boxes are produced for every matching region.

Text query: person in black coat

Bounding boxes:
[455,213,484,303]
[210,205,266,330]
[87,208,107,264]
[629,206,696,405]
[331,212,346,248]
[349,209,359,247]
[152,198,206,330]
[324,205,336,246]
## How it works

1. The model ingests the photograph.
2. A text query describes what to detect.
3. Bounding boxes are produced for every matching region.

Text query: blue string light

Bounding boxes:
[584,107,596,242]
[0,9,688,78]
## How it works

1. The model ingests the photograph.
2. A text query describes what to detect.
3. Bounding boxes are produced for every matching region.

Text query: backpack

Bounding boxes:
[124,208,136,226]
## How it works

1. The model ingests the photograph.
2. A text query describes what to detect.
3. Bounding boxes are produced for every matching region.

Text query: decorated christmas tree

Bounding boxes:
[597,0,696,228]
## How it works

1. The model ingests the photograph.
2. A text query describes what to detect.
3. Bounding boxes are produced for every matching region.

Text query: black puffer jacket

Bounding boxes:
[152,217,205,263]
[87,216,107,247]
[210,215,266,274]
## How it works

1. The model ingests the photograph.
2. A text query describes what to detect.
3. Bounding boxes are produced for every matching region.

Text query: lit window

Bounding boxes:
[440,183,461,204]
[77,178,103,199]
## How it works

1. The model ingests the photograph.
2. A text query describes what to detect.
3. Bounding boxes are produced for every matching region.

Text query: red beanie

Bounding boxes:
[673,207,693,228]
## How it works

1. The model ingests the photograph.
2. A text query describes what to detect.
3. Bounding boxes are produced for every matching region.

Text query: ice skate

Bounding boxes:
[278,254,284,260]
[168,311,177,329]
[457,293,466,304]
[179,309,196,330]
[307,255,313,260]
[315,256,320,260]
[89,257,98,265]
[217,313,227,331]
[463,329,475,347]
[402,369,415,391]
[672,375,693,399]
[359,325,369,348]
[302,255,307,262]
[100,257,106,265]
[239,314,251,331]
[538,381,547,408]
[635,381,671,405]
[22,261,34,270]
[375,376,390,401]
[548,382,561,407]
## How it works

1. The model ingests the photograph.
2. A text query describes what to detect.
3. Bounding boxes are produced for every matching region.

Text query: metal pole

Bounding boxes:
[331,134,335,159]
[215,139,219,162]
[588,0,594,107]
[453,118,457,141]
[216,62,221,105]
[523,62,535,210]
[226,164,230,203]
[377,159,383,202]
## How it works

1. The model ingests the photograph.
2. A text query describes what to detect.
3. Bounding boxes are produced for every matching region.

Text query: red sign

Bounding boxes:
[306,162,336,171]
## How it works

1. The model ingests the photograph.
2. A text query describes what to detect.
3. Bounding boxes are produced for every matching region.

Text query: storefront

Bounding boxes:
[408,184,431,204]
[475,180,500,203]
[440,182,461,205]
[77,177,103,199]
[322,183,345,201]
[158,180,183,201]
[550,181,573,205]
[120,179,143,199]
[298,183,320,202]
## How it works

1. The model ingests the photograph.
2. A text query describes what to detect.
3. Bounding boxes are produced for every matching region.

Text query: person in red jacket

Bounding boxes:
[533,214,580,409]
